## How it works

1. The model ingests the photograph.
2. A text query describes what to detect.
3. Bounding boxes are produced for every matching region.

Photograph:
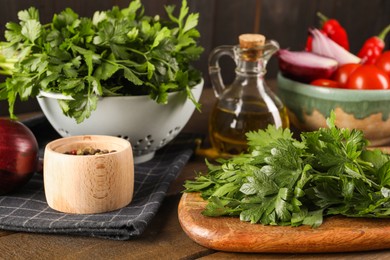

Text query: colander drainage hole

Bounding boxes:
[117,135,130,141]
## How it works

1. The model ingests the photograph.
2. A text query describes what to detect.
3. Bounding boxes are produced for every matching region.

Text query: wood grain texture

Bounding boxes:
[178,192,390,253]
[201,250,390,260]
[210,0,259,84]
[0,230,14,237]
[44,135,134,214]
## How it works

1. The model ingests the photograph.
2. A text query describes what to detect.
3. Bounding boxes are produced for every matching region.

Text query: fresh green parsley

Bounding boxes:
[0,0,203,123]
[184,112,390,228]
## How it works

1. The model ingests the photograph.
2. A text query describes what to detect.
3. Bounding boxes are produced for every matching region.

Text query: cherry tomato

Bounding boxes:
[345,65,390,90]
[332,63,360,88]
[310,79,340,88]
[375,51,390,77]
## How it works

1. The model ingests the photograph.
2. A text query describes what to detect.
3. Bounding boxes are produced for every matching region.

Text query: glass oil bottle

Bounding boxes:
[207,34,289,156]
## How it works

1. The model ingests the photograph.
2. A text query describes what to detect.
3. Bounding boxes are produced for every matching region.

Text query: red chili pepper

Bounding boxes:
[317,12,349,50]
[305,30,325,51]
[358,24,390,65]
[305,34,314,51]
[305,12,349,51]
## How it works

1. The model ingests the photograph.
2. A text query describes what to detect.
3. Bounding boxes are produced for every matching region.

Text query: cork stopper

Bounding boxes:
[239,34,266,49]
[238,34,266,61]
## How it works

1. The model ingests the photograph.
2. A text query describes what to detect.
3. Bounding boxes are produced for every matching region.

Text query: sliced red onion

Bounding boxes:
[311,28,361,65]
[277,49,339,83]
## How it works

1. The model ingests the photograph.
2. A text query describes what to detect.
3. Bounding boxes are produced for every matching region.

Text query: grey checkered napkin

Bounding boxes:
[0,134,195,240]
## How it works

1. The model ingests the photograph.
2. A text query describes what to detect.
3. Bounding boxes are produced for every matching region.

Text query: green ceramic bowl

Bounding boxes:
[277,73,390,146]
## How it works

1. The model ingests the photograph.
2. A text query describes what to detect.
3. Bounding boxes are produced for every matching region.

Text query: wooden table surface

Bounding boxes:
[2,85,390,259]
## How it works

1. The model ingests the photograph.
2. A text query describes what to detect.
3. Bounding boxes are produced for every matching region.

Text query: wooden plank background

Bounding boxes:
[0,0,389,115]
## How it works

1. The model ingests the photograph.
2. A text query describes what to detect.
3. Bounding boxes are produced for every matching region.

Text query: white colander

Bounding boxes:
[37,80,203,163]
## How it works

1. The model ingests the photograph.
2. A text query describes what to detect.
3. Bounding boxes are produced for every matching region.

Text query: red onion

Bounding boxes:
[311,28,361,65]
[0,119,39,195]
[278,49,338,83]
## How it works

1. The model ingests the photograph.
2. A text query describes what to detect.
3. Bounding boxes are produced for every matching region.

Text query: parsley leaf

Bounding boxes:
[0,0,203,122]
[185,113,390,228]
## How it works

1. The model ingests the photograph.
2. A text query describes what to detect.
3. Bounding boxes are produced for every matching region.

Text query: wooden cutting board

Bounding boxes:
[178,192,390,253]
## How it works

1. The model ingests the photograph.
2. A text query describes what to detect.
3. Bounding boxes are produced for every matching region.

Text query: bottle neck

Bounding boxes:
[234,44,268,76]
[235,59,267,77]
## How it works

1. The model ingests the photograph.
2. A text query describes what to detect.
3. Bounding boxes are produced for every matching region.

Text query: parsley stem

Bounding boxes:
[126,47,147,57]
[312,175,340,181]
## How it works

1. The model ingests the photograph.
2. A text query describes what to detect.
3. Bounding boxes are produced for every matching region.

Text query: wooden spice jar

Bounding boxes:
[43,135,134,214]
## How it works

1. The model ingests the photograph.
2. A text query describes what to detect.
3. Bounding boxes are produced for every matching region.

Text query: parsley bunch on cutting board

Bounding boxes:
[0,0,203,123]
[185,112,390,227]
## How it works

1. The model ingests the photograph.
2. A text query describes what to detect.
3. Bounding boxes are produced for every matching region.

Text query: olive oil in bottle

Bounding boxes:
[207,34,289,156]
[209,100,289,155]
